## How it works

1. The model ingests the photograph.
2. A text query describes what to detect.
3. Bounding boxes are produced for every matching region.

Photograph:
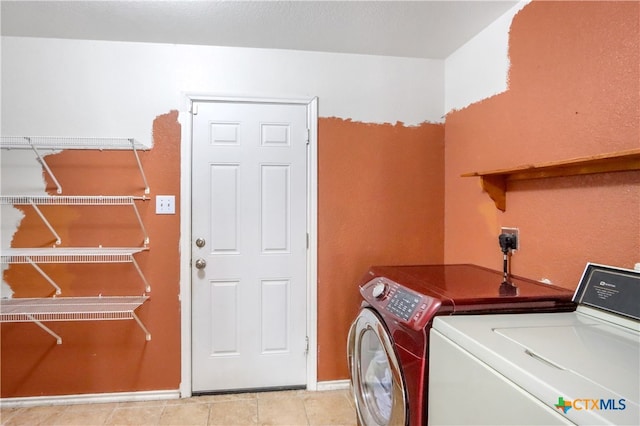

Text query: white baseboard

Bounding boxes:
[0,390,180,408]
[0,382,349,407]
[316,379,350,391]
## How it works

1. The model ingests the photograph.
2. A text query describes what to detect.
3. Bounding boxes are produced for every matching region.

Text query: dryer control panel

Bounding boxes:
[361,277,441,330]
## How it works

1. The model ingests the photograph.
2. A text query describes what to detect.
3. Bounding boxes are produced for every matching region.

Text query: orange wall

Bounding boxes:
[1,112,181,397]
[3,0,638,395]
[2,114,444,395]
[444,0,640,289]
[317,118,445,380]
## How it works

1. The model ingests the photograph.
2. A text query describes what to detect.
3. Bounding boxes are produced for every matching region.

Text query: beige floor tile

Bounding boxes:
[343,390,356,410]
[256,390,307,400]
[165,398,210,406]
[106,406,164,426]
[0,389,354,426]
[2,405,62,426]
[257,396,308,426]
[0,407,23,426]
[117,399,169,408]
[47,406,113,426]
[208,399,257,425]
[197,393,257,403]
[159,402,210,426]
[303,391,356,426]
[66,402,119,411]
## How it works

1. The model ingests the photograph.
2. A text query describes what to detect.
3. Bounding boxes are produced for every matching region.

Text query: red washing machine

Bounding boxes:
[347,264,576,426]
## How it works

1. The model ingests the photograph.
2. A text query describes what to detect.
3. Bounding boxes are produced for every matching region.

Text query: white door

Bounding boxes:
[191,100,309,392]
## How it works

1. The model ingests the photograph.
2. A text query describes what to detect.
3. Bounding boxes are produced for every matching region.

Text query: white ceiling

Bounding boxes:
[1,1,519,59]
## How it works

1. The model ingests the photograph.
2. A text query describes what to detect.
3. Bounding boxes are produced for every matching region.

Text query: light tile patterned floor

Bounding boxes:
[0,389,357,426]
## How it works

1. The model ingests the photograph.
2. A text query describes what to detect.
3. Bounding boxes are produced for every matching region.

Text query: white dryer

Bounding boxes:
[428,263,640,425]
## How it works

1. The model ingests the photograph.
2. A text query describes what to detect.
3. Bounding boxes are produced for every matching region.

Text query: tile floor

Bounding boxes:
[0,389,357,426]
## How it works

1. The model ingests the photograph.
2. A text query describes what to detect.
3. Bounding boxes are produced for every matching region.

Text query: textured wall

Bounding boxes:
[318,118,444,380]
[445,0,529,113]
[1,112,181,397]
[1,35,445,396]
[444,0,640,288]
[3,0,638,395]
[1,114,444,394]
[1,36,445,144]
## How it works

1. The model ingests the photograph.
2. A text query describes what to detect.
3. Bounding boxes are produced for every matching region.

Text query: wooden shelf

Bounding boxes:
[461,148,640,211]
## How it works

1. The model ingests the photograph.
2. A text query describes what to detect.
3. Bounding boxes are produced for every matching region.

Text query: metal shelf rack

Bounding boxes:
[1,247,151,295]
[0,195,149,246]
[1,136,154,344]
[0,296,151,344]
[0,136,150,194]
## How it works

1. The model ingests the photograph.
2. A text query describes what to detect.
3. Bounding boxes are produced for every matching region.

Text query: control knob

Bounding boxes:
[372,280,387,299]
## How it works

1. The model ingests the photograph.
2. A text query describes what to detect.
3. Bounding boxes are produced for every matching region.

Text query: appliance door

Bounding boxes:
[348,308,407,426]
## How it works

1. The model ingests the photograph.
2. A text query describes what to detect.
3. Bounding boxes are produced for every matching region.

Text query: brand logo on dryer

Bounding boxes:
[554,397,626,413]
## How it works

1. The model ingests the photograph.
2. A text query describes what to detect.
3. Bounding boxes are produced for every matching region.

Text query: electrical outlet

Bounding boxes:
[156,195,175,214]
[501,227,519,251]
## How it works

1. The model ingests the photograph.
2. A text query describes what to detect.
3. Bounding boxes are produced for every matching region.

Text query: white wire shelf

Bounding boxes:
[1,248,151,294]
[0,195,150,246]
[0,195,147,205]
[0,296,151,344]
[1,247,147,263]
[0,136,150,194]
[0,136,148,150]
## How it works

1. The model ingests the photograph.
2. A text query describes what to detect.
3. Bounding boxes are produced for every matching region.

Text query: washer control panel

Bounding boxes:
[387,286,421,321]
[361,277,441,330]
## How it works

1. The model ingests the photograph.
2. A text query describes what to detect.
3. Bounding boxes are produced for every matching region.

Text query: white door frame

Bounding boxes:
[178,95,318,397]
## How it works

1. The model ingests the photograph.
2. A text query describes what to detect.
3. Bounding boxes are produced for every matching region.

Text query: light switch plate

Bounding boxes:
[156,195,175,214]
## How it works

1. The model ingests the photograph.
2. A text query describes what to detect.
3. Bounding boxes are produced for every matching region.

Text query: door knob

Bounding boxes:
[195,238,206,248]
[195,258,207,269]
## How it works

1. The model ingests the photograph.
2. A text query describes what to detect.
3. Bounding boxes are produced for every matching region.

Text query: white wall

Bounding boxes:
[0,36,444,297]
[444,0,530,114]
[1,36,444,147]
